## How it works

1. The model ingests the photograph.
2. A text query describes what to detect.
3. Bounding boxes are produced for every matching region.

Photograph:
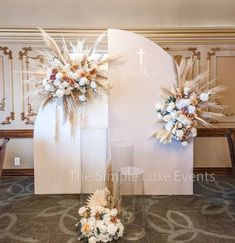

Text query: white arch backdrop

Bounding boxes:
[34,29,193,195]
[108,29,193,195]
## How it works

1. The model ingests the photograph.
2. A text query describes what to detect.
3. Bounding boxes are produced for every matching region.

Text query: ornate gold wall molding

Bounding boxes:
[207,46,235,78]
[207,46,235,120]
[0,47,9,111]
[163,47,201,76]
[19,47,37,125]
[0,46,15,125]
[207,47,235,61]
[0,97,5,111]
[0,46,12,59]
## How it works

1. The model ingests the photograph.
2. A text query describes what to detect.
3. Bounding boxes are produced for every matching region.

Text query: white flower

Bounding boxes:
[191,127,197,137]
[107,224,117,235]
[181,141,188,146]
[87,217,96,228]
[80,218,87,225]
[88,236,97,243]
[78,203,123,242]
[44,84,51,91]
[170,110,177,119]
[178,115,190,125]
[78,206,87,216]
[98,234,109,242]
[165,121,174,132]
[117,223,124,237]
[176,129,184,139]
[155,103,164,111]
[53,79,61,87]
[62,81,70,88]
[42,78,48,85]
[90,207,101,217]
[176,99,191,109]
[68,71,73,77]
[71,72,79,80]
[184,87,190,95]
[178,122,183,129]
[188,105,196,114]
[55,89,65,97]
[65,63,71,70]
[96,220,107,233]
[55,72,63,80]
[90,81,97,89]
[200,92,209,102]
[163,115,171,122]
[166,102,175,112]
[79,77,88,86]
[110,208,118,217]
[103,214,110,224]
[79,95,86,102]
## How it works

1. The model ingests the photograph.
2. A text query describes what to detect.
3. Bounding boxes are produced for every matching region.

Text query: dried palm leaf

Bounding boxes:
[105,163,113,197]
[38,27,66,64]
[86,188,108,208]
[161,86,176,97]
[199,111,225,121]
[88,31,106,56]
[156,129,172,144]
[61,36,70,62]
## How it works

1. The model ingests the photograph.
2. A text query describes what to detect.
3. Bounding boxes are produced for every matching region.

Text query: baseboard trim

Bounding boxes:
[193,167,233,174]
[2,169,34,176]
[2,168,233,177]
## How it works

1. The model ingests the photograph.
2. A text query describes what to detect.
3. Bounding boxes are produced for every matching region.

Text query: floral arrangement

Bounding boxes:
[77,188,124,243]
[154,57,226,146]
[30,28,110,126]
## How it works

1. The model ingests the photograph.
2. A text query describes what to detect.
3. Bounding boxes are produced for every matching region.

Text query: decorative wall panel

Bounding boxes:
[0,46,14,125]
[207,47,235,122]
[19,47,43,124]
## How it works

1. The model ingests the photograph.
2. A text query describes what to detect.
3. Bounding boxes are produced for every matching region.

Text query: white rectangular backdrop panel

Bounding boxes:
[34,95,108,194]
[108,29,193,195]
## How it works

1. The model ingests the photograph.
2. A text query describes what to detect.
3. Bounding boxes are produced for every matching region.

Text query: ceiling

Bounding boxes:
[1,0,235,28]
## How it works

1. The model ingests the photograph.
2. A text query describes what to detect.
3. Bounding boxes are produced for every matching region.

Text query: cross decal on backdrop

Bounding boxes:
[137,48,146,65]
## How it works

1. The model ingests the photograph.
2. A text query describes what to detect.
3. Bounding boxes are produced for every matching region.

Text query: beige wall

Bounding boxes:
[1,0,235,28]
[1,138,33,169]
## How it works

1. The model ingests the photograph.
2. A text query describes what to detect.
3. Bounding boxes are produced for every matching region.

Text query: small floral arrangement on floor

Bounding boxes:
[154,57,226,146]
[30,28,111,127]
[76,188,124,243]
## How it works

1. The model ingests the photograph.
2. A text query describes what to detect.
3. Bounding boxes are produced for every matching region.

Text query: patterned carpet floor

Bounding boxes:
[0,176,235,243]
